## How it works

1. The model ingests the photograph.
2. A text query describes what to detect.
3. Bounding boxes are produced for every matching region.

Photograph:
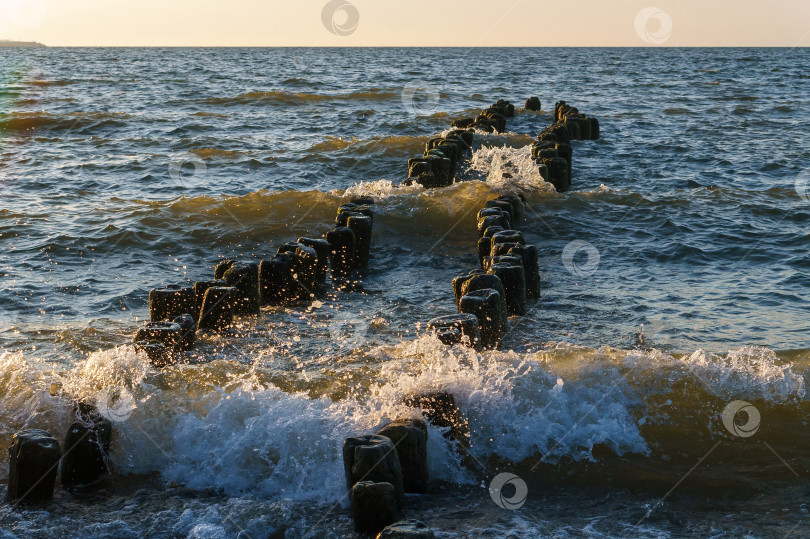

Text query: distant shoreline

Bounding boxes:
[0,40,46,48]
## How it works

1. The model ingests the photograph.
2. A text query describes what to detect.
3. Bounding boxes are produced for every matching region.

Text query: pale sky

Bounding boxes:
[1,0,809,47]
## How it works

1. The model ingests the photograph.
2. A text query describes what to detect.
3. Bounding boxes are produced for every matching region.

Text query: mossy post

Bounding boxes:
[297,237,331,290]
[525,96,541,111]
[7,429,61,502]
[198,286,235,331]
[343,434,404,507]
[460,274,508,328]
[459,289,504,349]
[350,482,399,535]
[376,418,429,493]
[326,226,357,277]
[259,254,294,306]
[426,313,482,350]
[60,416,112,487]
[133,321,183,358]
[192,279,226,321]
[489,263,527,316]
[223,262,261,316]
[148,285,195,323]
[347,215,373,269]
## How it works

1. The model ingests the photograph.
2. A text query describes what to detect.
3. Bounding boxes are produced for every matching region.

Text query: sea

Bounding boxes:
[0,47,809,538]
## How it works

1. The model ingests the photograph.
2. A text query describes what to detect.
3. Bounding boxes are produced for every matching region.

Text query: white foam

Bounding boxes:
[342,178,422,200]
[578,183,613,197]
[343,134,550,203]
[113,335,649,500]
[466,144,556,197]
[0,351,69,480]
[680,346,805,401]
[80,520,139,539]
[620,345,806,402]
[2,340,804,503]
[186,523,227,539]
[61,344,151,405]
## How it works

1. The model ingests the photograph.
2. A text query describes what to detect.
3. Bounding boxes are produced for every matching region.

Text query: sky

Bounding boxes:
[1,0,809,47]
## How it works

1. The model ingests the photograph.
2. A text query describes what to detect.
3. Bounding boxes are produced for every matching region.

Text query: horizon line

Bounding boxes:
[3,44,810,49]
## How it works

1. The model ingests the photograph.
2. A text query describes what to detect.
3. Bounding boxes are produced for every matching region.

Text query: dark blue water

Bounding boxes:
[0,47,809,538]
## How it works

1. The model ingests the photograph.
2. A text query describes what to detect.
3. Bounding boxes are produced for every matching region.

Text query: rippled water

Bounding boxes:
[0,47,809,537]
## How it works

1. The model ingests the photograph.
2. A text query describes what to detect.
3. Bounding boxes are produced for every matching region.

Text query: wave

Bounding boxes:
[1,340,807,499]
[199,88,401,106]
[308,136,357,152]
[190,111,228,118]
[13,98,42,106]
[663,107,696,115]
[307,134,427,154]
[23,80,74,87]
[160,180,530,242]
[0,111,130,133]
[0,157,558,260]
[189,148,245,159]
